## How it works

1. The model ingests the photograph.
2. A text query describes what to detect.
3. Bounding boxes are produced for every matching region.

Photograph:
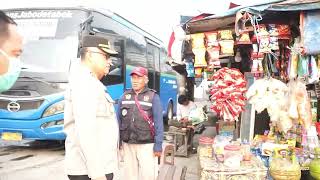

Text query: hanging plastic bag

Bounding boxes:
[185,61,195,78]
[289,53,299,79]
[302,10,320,55]
[297,55,308,77]
[188,107,208,125]
[308,56,318,83]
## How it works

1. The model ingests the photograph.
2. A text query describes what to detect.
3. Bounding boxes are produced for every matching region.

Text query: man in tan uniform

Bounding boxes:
[64,34,119,180]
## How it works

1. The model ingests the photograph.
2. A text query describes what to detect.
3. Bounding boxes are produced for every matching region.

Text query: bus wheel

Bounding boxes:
[167,102,173,121]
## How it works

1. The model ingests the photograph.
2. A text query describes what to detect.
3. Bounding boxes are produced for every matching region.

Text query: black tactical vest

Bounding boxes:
[119,88,155,144]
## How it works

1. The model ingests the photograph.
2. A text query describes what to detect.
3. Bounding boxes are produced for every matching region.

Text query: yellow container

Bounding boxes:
[269,148,301,180]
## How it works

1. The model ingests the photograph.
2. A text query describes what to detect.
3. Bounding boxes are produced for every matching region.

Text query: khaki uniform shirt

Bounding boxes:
[64,64,119,179]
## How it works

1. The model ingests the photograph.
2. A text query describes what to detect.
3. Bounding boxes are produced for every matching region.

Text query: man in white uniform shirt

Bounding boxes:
[64,34,119,180]
[176,95,196,122]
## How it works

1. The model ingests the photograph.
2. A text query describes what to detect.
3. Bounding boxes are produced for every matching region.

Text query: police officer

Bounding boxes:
[64,34,119,180]
[118,66,163,180]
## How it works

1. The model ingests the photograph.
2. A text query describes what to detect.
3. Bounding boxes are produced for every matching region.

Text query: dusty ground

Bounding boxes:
[0,140,199,180]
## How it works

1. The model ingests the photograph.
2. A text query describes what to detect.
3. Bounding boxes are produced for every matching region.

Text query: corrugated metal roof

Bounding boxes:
[276,0,319,5]
[268,0,320,11]
[186,0,320,33]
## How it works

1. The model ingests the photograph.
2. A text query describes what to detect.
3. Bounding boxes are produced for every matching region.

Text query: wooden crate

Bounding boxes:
[158,145,188,180]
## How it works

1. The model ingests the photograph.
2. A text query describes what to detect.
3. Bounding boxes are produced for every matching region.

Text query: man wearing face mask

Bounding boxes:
[0,10,23,92]
[118,66,163,180]
[64,35,119,180]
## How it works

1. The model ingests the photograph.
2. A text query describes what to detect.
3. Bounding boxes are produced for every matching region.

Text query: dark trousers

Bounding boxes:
[68,173,113,180]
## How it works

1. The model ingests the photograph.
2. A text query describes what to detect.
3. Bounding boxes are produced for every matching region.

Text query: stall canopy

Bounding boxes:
[186,0,320,34]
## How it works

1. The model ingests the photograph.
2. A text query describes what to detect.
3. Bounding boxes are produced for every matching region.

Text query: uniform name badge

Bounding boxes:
[122,109,128,116]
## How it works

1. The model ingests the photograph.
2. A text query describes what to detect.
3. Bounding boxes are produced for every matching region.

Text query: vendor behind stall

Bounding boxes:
[177,94,197,122]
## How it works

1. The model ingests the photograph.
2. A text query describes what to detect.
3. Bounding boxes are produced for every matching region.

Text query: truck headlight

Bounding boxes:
[42,100,64,117]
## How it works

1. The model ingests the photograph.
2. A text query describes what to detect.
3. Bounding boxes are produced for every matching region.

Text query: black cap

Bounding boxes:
[81,34,118,55]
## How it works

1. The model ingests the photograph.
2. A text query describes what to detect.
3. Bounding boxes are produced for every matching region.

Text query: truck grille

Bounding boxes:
[0,99,44,111]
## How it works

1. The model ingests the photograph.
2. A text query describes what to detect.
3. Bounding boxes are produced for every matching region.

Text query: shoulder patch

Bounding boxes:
[143,95,150,101]
[125,94,132,100]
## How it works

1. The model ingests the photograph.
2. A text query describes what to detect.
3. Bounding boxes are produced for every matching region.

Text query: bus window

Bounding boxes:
[160,49,174,74]
[7,9,88,83]
[154,47,160,72]
[146,43,155,70]
[100,39,124,86]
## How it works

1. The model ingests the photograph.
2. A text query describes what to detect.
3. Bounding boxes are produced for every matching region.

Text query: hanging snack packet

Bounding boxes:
[218,29,233,40]
[258,26,270,53]
[191,33,205,49]
[236,31,251,45]
[268,24,279,50]
[277,24,291,40]
[207,46,220,60]
[192,48,207,67]
[219,40,234,56]
[205,31,219,46]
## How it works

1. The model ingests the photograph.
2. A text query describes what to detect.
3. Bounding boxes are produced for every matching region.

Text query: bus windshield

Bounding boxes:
[7,9,88,82]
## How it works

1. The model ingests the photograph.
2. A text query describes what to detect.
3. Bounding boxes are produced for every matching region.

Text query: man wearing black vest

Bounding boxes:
[118,66,163,180]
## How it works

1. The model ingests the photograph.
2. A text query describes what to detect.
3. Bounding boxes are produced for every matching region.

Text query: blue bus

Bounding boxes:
[0,7,177,141]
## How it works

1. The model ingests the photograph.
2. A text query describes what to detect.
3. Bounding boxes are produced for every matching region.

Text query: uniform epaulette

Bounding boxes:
[124,89,134,94]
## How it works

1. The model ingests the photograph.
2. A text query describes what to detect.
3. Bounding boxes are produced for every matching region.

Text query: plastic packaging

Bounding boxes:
[198,136,214,158]
[224,144,241,168]
[309,147,320,180]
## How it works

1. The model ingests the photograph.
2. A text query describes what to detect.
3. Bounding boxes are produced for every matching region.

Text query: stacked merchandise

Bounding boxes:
[184,6,320,180]
[208,67,247,122]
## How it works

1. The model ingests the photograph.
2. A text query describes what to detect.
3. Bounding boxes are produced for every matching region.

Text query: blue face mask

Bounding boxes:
[0,49,21,92]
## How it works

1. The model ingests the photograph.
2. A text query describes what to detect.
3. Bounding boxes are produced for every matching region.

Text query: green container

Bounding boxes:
[309,148,320,180]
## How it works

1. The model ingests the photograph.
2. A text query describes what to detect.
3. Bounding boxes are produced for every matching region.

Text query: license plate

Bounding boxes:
[1,132,22,141]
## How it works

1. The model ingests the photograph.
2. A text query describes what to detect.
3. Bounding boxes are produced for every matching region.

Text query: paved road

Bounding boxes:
[0,140,198,180]
[0,140,66,180]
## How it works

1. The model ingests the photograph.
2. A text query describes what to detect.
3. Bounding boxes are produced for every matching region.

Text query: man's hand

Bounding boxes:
[153,151,162,157]
[187,125,195,129]
[93,176,107,180]
[179,117,188,123]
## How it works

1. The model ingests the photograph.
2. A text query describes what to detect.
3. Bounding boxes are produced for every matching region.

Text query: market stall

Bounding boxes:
[168,0,320,179]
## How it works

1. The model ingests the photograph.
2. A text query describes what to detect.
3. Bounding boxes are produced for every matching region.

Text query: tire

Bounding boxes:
[167,102,173,121]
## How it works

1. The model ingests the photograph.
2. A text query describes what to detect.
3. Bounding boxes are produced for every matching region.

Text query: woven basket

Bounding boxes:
[270,169,301,180]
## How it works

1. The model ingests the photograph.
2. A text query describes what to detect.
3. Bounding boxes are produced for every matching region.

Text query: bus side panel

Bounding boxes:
[159,74,178,117]
[106,83,125,112]
[124,65,135,90]
[106,84,125,100]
